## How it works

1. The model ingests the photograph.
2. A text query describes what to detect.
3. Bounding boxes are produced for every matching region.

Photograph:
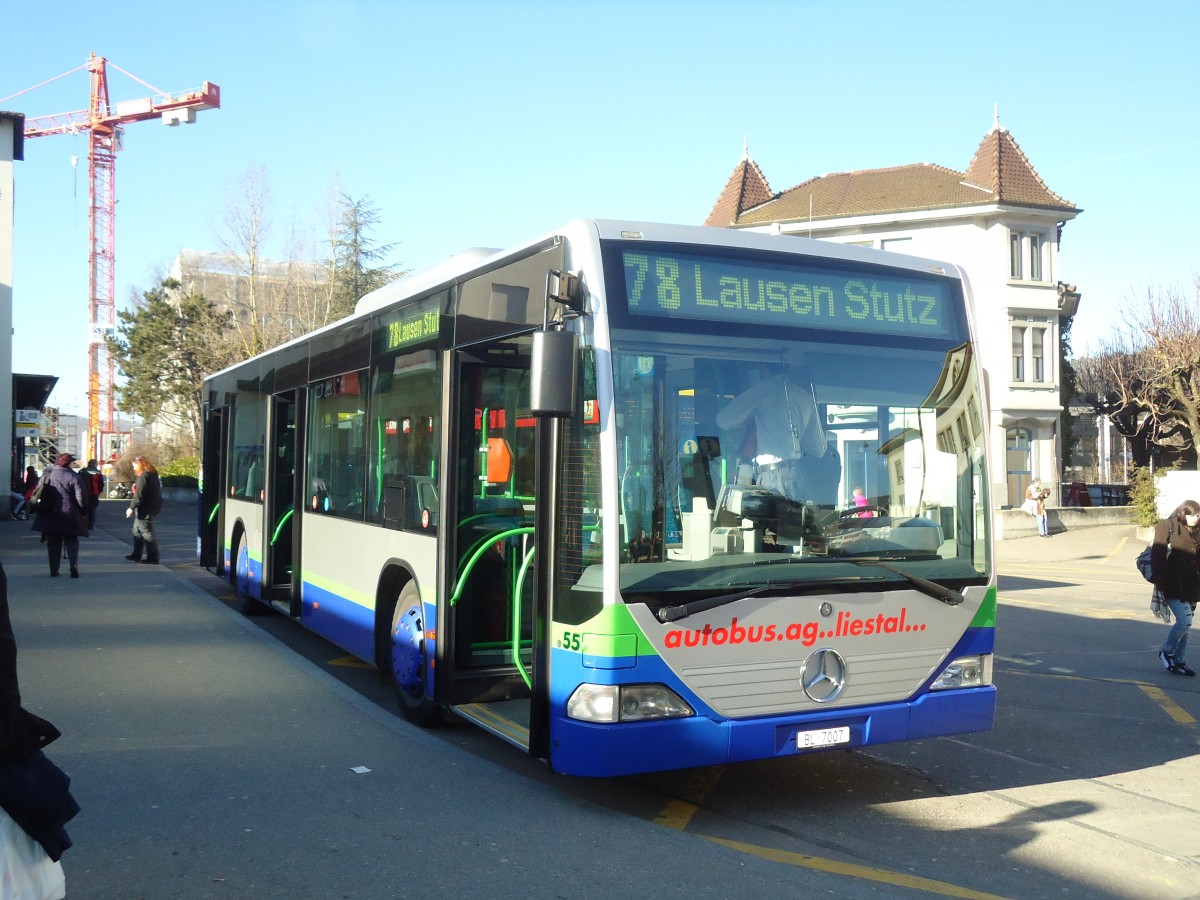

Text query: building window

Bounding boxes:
[1009,231,1047,281]
[1012,326,1026,381]
[1011,319,1052,384]
[1009,231,1022,278]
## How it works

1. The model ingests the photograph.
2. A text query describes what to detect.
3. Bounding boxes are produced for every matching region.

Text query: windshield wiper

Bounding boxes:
[657,583,800,623]
[845,559,964,606]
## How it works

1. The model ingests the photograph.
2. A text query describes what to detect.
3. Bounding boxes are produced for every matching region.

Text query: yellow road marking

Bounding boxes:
[700,835,1011,899]
[653,766,726,830]
[1137,683,1197,725]
[653,766,1007,897]
[653,800,700,831]
[1102,535,1130,563]
[328,655,374,669]
[1002,669,1200,747]
[999,561,1141,581]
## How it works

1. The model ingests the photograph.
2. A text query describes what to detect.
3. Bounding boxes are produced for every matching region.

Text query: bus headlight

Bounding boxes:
[566,683,694,723]
[930,654,992,690]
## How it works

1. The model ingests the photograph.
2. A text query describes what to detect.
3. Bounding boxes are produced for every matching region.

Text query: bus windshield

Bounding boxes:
[609,325,989,601]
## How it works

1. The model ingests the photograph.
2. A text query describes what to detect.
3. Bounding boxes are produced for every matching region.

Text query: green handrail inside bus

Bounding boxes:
[478,408,489,499]
[512,546,537,688]
[509,523,599,688]
[375,418,384,510]
[453,523,600,689]
[449,525,534,606]
[207,502,220,524]
[270,507,294,545]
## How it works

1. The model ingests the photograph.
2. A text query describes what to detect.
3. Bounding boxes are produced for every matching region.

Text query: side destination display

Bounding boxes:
[621,248,953,339]
[377,296,444,354]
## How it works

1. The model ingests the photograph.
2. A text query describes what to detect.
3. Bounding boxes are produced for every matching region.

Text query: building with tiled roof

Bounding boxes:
[705,118,1082,513]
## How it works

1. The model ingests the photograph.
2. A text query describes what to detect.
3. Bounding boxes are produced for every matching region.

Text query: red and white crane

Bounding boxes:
[16,53,219,458]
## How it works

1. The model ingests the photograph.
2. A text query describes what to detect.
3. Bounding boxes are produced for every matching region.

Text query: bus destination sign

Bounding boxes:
[381,305,442,353]
[621,249,952,339]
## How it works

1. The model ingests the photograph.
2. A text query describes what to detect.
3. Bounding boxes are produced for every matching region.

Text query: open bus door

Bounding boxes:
[443,318,577,763]
[264,390,302,615]
[444,337,545,755]
[200,407,227,572]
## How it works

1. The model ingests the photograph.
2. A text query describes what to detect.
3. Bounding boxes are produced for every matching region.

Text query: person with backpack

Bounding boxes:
[1150,499,1200,676]
[80,460,104,530]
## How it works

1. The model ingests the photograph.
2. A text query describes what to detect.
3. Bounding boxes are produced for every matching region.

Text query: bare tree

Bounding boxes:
[1078,280,1200,467]
[215,163,287,355]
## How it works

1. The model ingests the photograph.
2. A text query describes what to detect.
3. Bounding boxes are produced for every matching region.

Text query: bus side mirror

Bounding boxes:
[530,328,577,417]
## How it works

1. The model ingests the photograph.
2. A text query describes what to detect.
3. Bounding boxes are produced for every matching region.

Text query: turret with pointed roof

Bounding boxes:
[703,143,776,227]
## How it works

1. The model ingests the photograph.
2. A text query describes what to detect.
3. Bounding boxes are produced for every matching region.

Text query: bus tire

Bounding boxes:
[391,582,439,725]
[234,533,264,616]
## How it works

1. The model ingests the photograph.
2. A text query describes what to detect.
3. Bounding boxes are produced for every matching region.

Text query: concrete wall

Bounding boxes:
[995,504,1133,540]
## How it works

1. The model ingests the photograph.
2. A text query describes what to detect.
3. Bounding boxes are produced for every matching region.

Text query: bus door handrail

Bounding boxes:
[453,523,601,690]
[513,546,537,688]
[511,524,599,688]
[449,526,535,606]
[270,507,294,545]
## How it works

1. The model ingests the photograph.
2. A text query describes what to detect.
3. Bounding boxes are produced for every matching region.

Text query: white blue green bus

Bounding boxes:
[200,220,995,777]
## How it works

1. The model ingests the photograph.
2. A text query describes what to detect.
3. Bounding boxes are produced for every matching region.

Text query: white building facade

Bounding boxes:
[704,120,1080,509]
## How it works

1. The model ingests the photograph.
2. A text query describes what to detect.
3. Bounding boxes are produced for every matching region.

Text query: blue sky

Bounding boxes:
[4,1,1199,415]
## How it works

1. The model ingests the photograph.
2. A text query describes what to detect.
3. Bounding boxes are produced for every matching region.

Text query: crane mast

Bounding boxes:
[21,54,220,459]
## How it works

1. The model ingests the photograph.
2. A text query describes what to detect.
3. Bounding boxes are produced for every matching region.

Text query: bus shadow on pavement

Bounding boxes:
[999,574,1079,592]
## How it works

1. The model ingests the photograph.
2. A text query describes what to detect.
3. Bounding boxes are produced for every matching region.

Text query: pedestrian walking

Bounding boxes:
[1150,499,1200,677]
[124,456,162,565]
[1022,479,1050,537]
[29,455,88,579]
[79,460,104,531]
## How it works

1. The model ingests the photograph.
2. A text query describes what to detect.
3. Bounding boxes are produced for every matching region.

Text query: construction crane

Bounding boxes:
[17,53,219,460]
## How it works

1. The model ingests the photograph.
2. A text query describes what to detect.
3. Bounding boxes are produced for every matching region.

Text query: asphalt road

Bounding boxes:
[6,499,1198,898]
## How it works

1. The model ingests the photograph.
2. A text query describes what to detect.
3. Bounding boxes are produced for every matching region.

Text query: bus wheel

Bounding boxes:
[391,583,438,725]
[234,534,262,616]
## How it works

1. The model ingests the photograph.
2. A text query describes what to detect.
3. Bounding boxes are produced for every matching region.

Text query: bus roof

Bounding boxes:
[205,218,969,382]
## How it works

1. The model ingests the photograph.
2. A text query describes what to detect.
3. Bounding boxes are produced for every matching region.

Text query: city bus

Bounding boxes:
[199,219,995,777]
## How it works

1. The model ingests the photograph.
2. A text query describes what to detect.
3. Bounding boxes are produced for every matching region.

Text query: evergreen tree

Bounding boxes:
[327,192,400,317]
[107,278,232,450]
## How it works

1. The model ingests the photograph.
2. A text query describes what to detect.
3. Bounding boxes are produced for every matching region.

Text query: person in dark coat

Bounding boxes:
[1150,499,1200,676]
[80,459,105,530]
[0,558,80,881]
[125,455,163,564]
[30,454,89,579]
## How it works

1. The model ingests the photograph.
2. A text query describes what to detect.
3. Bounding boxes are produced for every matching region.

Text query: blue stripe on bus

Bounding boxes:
[546,626,997,777]
[548,687,996,777]
[300,580,377,663]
